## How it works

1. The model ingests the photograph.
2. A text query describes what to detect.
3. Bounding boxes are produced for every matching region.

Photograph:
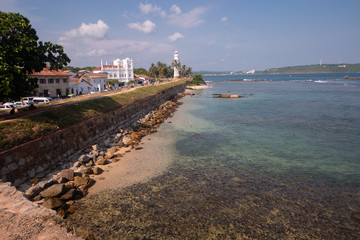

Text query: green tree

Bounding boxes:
[0,12,70,101]
[186,67,192,77]
[148,63,158,78]
[190,74,206,85]
[133,68,149,75]
[156,61,167,78]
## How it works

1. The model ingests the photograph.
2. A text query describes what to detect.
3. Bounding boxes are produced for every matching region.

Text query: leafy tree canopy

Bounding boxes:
[0,12,70,101]
[190,74,206,85]
[133,67,149,76]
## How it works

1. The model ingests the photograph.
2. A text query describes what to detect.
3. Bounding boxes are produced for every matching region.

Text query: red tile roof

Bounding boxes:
[29,67,72,76]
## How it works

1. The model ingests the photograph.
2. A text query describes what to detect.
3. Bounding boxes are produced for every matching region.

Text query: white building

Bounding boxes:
[93,58,134,84]
[70,72,108,95]
[173,51,180,78]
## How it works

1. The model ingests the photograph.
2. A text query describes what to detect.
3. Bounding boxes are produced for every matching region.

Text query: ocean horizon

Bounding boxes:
[67,73,360,239]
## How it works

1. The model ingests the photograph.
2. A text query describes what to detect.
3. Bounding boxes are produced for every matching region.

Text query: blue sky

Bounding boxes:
[2,0,360,71]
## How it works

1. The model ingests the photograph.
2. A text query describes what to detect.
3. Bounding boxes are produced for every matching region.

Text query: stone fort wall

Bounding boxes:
[0,83,186,186]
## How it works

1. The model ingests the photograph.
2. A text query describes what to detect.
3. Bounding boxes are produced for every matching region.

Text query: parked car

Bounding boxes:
[14,102,30,107]
[32,97,53,104]
[0,102,16,111]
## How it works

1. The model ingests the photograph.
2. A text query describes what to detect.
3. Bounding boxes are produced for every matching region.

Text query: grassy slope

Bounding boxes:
[0,80,186,152]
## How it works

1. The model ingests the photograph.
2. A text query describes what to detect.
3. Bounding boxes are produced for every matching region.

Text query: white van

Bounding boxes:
[33,97,53,104]
[21,97,35,103]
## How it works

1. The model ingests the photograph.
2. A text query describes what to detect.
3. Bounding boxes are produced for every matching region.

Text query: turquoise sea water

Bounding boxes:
[68,73,360,239]
[181,73,360,188]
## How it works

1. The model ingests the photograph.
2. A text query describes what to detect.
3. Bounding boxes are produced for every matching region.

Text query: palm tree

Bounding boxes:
[157,61,167,78]
[180,65,187,78]
[148,63,157,78]
[186,67,192,78]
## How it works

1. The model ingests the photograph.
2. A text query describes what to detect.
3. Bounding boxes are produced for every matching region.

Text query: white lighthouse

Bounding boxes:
[173,51,180,79]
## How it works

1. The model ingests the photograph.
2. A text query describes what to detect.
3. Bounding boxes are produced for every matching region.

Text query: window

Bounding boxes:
[56,89,61,96]
[63,78,68,83]
[55,78,60,83]
[48,78,54,83]
[40,79,46,84]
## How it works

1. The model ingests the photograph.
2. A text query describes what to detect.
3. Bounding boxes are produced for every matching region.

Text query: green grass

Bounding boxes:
[0,80,186,152]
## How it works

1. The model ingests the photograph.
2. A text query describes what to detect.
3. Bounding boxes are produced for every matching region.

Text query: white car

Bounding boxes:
[0,102,16,111]
[14,102,30,107]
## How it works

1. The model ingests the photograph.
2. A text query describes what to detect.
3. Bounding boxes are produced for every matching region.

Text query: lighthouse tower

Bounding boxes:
[173,51,180,79]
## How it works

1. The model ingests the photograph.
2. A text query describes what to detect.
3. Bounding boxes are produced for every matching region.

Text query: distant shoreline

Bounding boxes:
[202,71,360,76]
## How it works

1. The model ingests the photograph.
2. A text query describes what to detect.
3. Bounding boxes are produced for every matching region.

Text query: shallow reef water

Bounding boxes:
[66,76,360,239]
[67,159,360,239]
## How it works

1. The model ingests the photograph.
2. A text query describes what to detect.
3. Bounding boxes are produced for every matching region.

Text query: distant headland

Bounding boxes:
[197,63,360,75]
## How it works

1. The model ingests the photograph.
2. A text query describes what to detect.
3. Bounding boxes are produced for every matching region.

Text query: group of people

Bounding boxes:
[9,103,37,115]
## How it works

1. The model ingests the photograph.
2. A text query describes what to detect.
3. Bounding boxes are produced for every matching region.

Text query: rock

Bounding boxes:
[105,153,114,160]
[33,195,42,201]
[85,161,94,167]
[59,169,74,181]
[92,167,103,175]
[74,176,90,186]
[42,197,63,209]
[60,189,76,200]
[66,200,75,205]
[57,208,66,217]
[92,144,99,151]
[79,167,93,176]
[65,181,76,189]
[122,135,133,146]
[107,146,117,154]
[135,147,143,150]
[79,154,90,163]
[354,214,360,221]
[40,184,68,198]
[114,151,123,157]
[73,161,82,168]
[57,177,68,184]
[96,158,107,165]
[37,180,57,190]
[25,185,43,198]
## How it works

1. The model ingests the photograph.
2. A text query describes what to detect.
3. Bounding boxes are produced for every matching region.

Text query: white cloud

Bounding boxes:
[139,3,166,17]
[64,20,109,39]
[170,5,182,15]
[168,32,184,42]
[221,16,228,22]
[137,3,207,29]
[127,20,156,34]
[59,37,172,59]
[167,7,207,28]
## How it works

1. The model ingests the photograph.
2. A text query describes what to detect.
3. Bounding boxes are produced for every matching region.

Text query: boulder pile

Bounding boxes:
[24,94,184,217]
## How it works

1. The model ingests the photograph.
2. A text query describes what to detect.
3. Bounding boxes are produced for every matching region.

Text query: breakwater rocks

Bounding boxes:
[24,96,183,218]
[213,93,244,98]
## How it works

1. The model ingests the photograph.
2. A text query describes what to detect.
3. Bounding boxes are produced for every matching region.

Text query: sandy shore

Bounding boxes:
[88,123,175,196]
[186,84,212,91]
